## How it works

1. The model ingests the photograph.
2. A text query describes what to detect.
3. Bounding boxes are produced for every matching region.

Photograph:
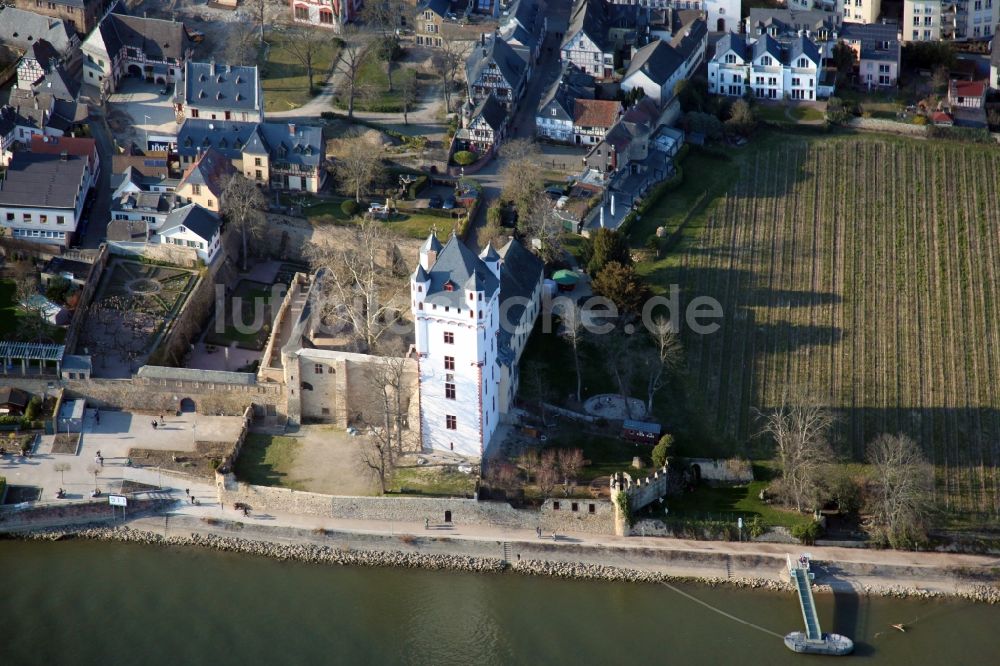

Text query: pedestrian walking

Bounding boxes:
[425,518,429,530]
[95,410,100,425]
[152,420,158,430]
[185,488,190,497]
[536,527,542,538]
[189,495,195,505]
[160,414,164,423]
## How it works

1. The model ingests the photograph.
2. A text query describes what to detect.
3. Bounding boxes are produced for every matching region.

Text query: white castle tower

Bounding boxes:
[411,232,502,458]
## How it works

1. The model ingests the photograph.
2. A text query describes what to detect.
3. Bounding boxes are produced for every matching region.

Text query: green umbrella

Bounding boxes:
[552,270,580,285]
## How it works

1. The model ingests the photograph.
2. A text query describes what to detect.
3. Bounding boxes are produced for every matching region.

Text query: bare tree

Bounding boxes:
[359,433,394,494]
[245,0,280,44]
[433,34,468,113]
[757,388,834,512]
[306,216,405,351]
[865,434,933,548]
[331,133,386,203]
[518,192,564,264]
[220,173,266,271]
[537,462,558,497]
[499,140,543,215]
[54,462,70,485]
[601,333,638,418]
[560,303,585,404]
[487,462,520,494]
[399,71,420,125]
[361,0,404,90]
[558,448,585,489]
[284,28,329,94]
[226,18,259,67]
[516,448,540,484]
[644,316,684,413]
[14,274,49,343]
[335,28,375,119]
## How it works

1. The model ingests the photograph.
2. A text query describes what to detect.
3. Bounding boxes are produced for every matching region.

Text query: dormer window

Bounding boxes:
[761,55,772,66]
[443,281,454,291]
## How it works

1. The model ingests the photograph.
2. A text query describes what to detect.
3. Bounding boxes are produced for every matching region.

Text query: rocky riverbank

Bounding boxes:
[8,522,1000,605]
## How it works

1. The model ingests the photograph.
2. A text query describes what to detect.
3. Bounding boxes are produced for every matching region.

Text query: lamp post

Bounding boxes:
[144,115,151,151]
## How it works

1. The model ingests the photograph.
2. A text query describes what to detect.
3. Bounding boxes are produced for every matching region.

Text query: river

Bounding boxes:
[1,540,997,664]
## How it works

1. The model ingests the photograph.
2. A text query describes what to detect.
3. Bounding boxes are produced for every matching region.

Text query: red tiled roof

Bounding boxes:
[931,111,952,123]
[30,135,97,169]
[573,99,621,128]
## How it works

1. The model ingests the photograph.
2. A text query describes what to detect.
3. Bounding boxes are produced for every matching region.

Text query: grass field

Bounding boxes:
[654,136,1000,516]
[333,57,418,113]
[388,467,477,497]
[260,31,340,112]
[233,434,302,488]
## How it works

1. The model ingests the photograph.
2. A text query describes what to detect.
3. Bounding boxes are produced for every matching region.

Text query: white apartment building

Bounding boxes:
[708,33,824,100]
[903,0,998,42]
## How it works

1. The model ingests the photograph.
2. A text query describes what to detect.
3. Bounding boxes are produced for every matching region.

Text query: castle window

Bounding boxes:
[445,383,456,399]
[444,331,454,344]
[446,414,457,430]
[553,501,561,510]
[571,502,579,512]
[589,504,596,514]
[314,364,323,374]
[444,356,455,371]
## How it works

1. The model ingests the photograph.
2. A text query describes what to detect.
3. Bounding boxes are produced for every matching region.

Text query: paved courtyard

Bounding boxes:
[107,78,178,148]
[2,410,244,501]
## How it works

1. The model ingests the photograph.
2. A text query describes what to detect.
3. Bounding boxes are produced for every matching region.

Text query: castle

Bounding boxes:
[411,232,544,458]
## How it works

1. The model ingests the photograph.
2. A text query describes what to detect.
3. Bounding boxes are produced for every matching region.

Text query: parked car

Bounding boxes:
[428,195,443,208]
[442,196,456,210]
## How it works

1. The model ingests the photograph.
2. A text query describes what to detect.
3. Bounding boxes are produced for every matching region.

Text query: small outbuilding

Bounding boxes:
[621,419,661,444]
[0,386,32,415]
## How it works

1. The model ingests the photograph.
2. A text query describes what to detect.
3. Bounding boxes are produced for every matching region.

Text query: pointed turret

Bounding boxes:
[479,243,501,278]
[419,231,443,271]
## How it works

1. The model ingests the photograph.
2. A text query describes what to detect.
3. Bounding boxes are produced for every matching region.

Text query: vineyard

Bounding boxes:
[674,138,1000,516]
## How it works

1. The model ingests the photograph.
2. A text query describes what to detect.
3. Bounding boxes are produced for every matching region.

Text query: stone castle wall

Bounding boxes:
[216,481,616,535]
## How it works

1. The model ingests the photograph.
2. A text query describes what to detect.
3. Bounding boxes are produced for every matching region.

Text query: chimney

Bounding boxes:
[210,60,216,76]
[288,123,296,136]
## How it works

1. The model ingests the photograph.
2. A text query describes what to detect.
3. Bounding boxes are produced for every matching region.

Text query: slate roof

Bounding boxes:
[420,234,500,308]
[178,119,262,160]
[753,34,783,63]
[715,32,749,62]
[669,15,706,58]
[625,39,685,86]
[466,35,527,93]
[135,365,257,385]
[538,65,596,121]
[563,0,612,53]
[0,153,87,209]
[6,89,86,132]
[504,0,543,34]
[183,61,259,111]
[471,94,508,132]
[97,13,191,63]
[840,22,900,64]
[258,123,323,168]
[416,0,450,18]
[573,98,619,128]
[25,40,61,71]
[0,7,76,54]
[158,204,220,242]
[789,35,821,65]
[0,386,30,409]
[747,8,837,38]
[496,238,543,362]
[178,148,234,196]
[32,64,80,101]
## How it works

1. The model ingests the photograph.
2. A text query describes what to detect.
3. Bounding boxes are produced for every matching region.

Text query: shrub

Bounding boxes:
[912,114,928,126]
[614,491,635,528]
[341,200,361,216]
[791,520,823,545]
[453,150,478,166]
[747,516,768,539]
[652,434,673,468]
[45,276,72,304]
[683,111,724,140]
[24,396,41,421]
[825,97,853,125]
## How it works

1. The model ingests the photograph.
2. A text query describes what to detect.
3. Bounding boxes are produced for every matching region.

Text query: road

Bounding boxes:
[78,106,114,250]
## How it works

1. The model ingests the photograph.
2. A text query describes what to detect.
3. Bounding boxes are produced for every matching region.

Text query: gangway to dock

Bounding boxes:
[788,554,822,640]
[783,554,854,656]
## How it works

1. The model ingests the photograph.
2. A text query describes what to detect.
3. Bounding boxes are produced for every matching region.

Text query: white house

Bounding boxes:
[411,232,543,459]
[708,33,823,100]
[176,61,263,123]
[155,203,223,264]
[609,0,740,33]
[902,0,998,42]
[0,152,91,247]
[536,65,596,143]
[82,13,193,96]
[290,0,361,31]
[621,17,706,106]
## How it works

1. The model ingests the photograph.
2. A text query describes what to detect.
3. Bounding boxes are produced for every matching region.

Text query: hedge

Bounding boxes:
[341,200,361,216]
[453,150,478,166]
[927,125,993,143]
[407,175,429,199]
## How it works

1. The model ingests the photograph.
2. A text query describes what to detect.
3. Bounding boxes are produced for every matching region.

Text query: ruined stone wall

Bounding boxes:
[64,245,110,354]
[216,482,616,535]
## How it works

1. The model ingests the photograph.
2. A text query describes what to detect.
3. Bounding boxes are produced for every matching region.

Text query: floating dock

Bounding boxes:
[784,554,854,656]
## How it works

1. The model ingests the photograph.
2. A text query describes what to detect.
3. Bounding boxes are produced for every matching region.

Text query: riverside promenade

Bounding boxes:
[5,462,1000,601]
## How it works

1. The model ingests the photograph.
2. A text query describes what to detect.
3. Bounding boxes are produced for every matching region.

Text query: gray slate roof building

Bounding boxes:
[177,119,322,168]
[97,13,192,64]
[182,61,260,113]
[0,7,77,54]
[753,34,783,62]
[416,0,450,18]
[33,64,81,101]
[625,39,685,85]
[0,153,87,209]
[422,233,500,309]
[495,238,543,363]
[564,0,612,52]
[158,203,220,242]
[538,64,596,121]
[471,94,508,132]
[716,32,749,61]
[746,8,838,40]
[840,21,901,64]
[466,35,527,99]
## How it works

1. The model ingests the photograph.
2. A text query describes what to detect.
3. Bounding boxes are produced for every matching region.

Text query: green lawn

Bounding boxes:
[388,467,477,497]
[260,31,340,112]
[300,197,465,239]
[757,105,826,124]
[666,464,812,529]
[233,433,302,488]
[334,57,418,113]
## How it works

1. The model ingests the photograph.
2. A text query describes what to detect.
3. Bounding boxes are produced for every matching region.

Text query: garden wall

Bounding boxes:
[64,245,110,354]
[847,117,927,137]
[215,481,617,535]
